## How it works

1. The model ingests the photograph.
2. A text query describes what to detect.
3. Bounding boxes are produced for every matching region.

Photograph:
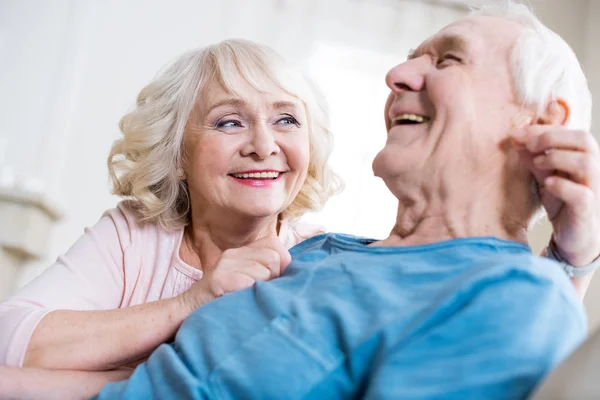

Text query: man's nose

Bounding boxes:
[241,124,280,159]
[385,57,429,94]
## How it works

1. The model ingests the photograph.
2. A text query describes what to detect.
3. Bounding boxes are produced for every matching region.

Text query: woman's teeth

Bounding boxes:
[232,172,280,179]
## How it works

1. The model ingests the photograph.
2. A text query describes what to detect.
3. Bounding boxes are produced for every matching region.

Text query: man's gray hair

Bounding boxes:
[470,0,592,131]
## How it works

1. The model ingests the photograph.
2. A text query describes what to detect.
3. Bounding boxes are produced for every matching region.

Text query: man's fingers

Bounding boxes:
[533,150,599,186]
[543,176,595,215]
[513,126,599,155]
[515,148,551,184]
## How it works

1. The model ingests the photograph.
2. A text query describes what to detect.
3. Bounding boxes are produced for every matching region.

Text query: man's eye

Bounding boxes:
[437,54,462,66]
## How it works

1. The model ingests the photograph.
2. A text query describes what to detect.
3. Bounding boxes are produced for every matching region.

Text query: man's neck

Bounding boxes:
[374,179,530,247]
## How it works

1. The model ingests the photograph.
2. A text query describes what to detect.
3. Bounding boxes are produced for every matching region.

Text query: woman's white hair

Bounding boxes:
[109,39,342,230]
[470,0,592,131]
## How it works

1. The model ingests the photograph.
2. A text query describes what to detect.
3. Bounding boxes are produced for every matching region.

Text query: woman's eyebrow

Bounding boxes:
[272,101,298,112]
[206,98,247,114]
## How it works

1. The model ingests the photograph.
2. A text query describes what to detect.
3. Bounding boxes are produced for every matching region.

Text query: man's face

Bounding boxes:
[373,17,527,192]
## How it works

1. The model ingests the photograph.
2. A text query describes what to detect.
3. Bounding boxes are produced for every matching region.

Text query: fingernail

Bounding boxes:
[512,129,525,139]
[534,155,545,166]
[526,136,538,151]
[510,138,525,150]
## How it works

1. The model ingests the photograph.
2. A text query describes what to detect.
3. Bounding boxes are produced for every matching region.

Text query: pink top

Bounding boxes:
[0,202,324,367]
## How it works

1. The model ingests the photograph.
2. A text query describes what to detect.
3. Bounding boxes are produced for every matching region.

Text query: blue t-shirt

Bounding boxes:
[96,234,586,399]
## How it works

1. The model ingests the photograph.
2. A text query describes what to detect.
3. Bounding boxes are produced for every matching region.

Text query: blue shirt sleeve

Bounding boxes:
[364,269,586,400]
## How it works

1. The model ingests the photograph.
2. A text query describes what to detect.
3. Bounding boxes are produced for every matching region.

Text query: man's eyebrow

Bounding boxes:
[437,35,469,54]
[407,34,468,60]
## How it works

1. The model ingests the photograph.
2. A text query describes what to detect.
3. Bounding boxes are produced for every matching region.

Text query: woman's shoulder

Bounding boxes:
[99,200,178,249]
[279,218,327,249]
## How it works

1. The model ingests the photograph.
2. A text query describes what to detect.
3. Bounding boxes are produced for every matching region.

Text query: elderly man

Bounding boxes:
[90,2,600,399]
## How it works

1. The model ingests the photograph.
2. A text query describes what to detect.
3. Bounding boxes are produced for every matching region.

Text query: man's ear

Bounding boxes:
[537,98,570,126]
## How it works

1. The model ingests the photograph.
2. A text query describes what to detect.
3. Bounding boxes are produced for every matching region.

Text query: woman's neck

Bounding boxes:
[183,211,280,271]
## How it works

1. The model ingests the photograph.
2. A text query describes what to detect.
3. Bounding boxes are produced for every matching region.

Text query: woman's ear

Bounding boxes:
[537,98,570,126]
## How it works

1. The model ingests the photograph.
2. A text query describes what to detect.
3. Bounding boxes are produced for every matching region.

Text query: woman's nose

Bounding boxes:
[241,124,280,159]
[385,57,428,94]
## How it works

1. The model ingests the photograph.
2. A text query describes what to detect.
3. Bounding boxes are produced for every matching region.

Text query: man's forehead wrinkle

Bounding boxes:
[410,33,470,60]
[438,35,470,52]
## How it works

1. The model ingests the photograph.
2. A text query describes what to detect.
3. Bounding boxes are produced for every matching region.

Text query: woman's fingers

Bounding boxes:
[225,245,285,279]
[203,237,292,297]
[249,236,292,270]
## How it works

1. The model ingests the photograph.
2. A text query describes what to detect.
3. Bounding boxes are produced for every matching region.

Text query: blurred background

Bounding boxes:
[1,0,599,329]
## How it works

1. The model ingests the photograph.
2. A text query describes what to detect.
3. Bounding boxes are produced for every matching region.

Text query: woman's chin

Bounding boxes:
[233,205,285,220]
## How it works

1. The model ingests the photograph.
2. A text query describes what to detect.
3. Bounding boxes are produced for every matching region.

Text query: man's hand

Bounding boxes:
[512,126,600,269]
[178,236,292,312]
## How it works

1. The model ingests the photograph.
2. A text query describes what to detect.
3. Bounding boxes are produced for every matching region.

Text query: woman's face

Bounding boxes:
[182,73,310,222]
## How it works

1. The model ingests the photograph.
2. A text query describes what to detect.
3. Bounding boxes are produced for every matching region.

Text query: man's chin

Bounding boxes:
[372,146,420,179]
[386,124,429,146]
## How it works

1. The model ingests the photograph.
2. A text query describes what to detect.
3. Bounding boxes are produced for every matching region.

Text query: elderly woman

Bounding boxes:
[0,39,340,371]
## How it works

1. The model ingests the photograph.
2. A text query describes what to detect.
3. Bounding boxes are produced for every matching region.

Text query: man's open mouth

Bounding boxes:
[391,113,431,126]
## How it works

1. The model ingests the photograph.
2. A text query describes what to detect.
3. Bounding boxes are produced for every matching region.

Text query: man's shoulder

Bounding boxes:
[288,232,372,257]
[451,251,586,328]
[472,251,578,298]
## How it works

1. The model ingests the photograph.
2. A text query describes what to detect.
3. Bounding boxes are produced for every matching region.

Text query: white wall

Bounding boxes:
[1,0,599,329]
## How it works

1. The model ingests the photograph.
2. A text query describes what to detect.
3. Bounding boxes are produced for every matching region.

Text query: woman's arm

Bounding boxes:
[4,205,202,370]
[0,205,180,369]
[23,295,191,370]
[17,227,289,371]
[0,365,132,400]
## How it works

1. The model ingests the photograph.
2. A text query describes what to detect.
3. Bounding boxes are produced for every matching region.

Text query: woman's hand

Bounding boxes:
[179,236,292,312]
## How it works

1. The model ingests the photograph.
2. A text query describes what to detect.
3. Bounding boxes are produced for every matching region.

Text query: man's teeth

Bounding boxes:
[232,172,280,179]
[392,114,430,124]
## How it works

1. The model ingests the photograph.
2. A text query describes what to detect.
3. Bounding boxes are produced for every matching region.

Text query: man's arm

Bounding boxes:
[364,267,586,400]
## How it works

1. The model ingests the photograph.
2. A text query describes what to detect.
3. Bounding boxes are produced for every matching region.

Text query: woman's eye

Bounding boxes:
[277,115,300,126]
[216,119,243,129]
